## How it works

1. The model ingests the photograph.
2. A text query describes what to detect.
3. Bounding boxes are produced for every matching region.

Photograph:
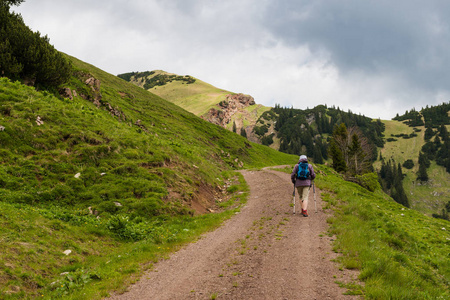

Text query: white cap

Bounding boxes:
[299,155,307,160]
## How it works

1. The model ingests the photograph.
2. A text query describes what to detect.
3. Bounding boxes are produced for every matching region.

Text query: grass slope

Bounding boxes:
[135,70,231,116]
[0,55,296,299]
[127,70,271,131]
[376,120,450,215]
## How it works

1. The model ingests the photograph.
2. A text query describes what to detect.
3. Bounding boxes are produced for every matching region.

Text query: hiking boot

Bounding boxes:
[301,209,308,217]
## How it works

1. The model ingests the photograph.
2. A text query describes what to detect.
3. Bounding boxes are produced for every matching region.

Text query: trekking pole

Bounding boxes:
[313,182,317,213]
[292,185,296,214]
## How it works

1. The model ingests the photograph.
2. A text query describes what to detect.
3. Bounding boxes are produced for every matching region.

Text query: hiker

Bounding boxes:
[291,155,316,217]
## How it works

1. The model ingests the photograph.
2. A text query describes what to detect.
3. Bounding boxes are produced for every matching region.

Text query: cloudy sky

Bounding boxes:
[13,0,450,119]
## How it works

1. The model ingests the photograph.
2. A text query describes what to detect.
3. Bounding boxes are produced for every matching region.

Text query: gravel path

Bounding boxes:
[108,168,358,299]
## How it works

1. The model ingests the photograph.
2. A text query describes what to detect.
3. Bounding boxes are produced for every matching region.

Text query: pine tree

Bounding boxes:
[348,133,366,175]
[424,126,434,141]
[417,158,429,182]
[329,139,347,172]
[313,144,324,164]
[418,152,431,168]
[439,124,449,140]
[385,160,394,189]
[240,127,247,138]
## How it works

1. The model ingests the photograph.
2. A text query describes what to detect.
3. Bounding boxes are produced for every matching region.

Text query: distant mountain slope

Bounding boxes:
[118,70,271,144]
[118,70,229,116]
[377,116,450,216]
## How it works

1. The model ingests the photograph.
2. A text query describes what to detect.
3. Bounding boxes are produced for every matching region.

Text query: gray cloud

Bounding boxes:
[264,0,450,91]
[13,0,450,119]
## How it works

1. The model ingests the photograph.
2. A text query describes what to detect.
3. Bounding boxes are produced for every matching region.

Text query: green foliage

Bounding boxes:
[121,72,197,90]
[392,108,424,126]
[2,0,25,7]
[329,138,347,173]
[53,268,100,297]
[416,161,429,182]
[379,159,409,207]
[252,123,269,136]
[329,123,373,176]
[261,133,274,146]
[354,172,380,192]
[421,102,450,127]
[424,126,435,141]
[0,4,71,88]
[269,104,384,162]
[393,102,449,128]
[315,164,449,299]
[116,71,155,82]
[402,159,414,169]
[432,201,450,221]
[240,127,247,138]
[435,125,450,172]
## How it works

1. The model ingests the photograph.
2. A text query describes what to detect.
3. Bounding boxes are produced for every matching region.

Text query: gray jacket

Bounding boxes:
[291,158,316,187]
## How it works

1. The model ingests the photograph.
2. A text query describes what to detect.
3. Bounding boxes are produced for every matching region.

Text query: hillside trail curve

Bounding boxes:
[107,167,358,300]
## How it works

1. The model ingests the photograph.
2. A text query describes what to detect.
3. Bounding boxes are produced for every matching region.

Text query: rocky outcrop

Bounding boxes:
[205,93,255,127]
[59,87,73,100]
[59,73,127,122]
[85,77,102,107]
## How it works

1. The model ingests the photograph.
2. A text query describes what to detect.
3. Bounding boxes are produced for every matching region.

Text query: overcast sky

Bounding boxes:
[13,0,450,120]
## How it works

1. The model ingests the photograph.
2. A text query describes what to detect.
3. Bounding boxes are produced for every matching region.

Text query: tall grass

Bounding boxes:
[314,164,449,299]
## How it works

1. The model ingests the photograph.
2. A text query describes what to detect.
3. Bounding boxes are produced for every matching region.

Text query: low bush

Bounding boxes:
[402,159,414,169]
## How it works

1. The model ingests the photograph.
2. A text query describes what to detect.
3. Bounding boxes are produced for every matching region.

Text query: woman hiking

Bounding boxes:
[291,155,316,217]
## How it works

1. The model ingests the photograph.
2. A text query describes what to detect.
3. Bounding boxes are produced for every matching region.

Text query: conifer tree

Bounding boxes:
[348,133,366,175]
[0,0,70,88]
[329,139,347,173]
[424,126,434,141]
[240,127,247,138]
[313,144,324,164]
[417,154,429,182]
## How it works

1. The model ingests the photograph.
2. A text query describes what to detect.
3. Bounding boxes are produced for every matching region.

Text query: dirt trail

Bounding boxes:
[108,168,357,300]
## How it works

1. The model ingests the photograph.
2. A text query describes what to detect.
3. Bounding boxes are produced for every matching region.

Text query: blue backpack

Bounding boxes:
[297,162,310,180]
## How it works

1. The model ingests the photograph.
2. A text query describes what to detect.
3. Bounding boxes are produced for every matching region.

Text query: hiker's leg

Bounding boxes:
[296,186,304,201]
[301,187,310,210]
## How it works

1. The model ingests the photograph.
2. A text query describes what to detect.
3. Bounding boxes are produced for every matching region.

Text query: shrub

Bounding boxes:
[402,159,414,169]
[355,172,380,192]
[253,124,269,136]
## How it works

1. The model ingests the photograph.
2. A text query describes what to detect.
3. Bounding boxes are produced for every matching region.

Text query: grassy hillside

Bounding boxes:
[376,120,450,215]
[120,70,271,136]
[278,165,449,299]
[123,70,230,116]
[0,56,296,299]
